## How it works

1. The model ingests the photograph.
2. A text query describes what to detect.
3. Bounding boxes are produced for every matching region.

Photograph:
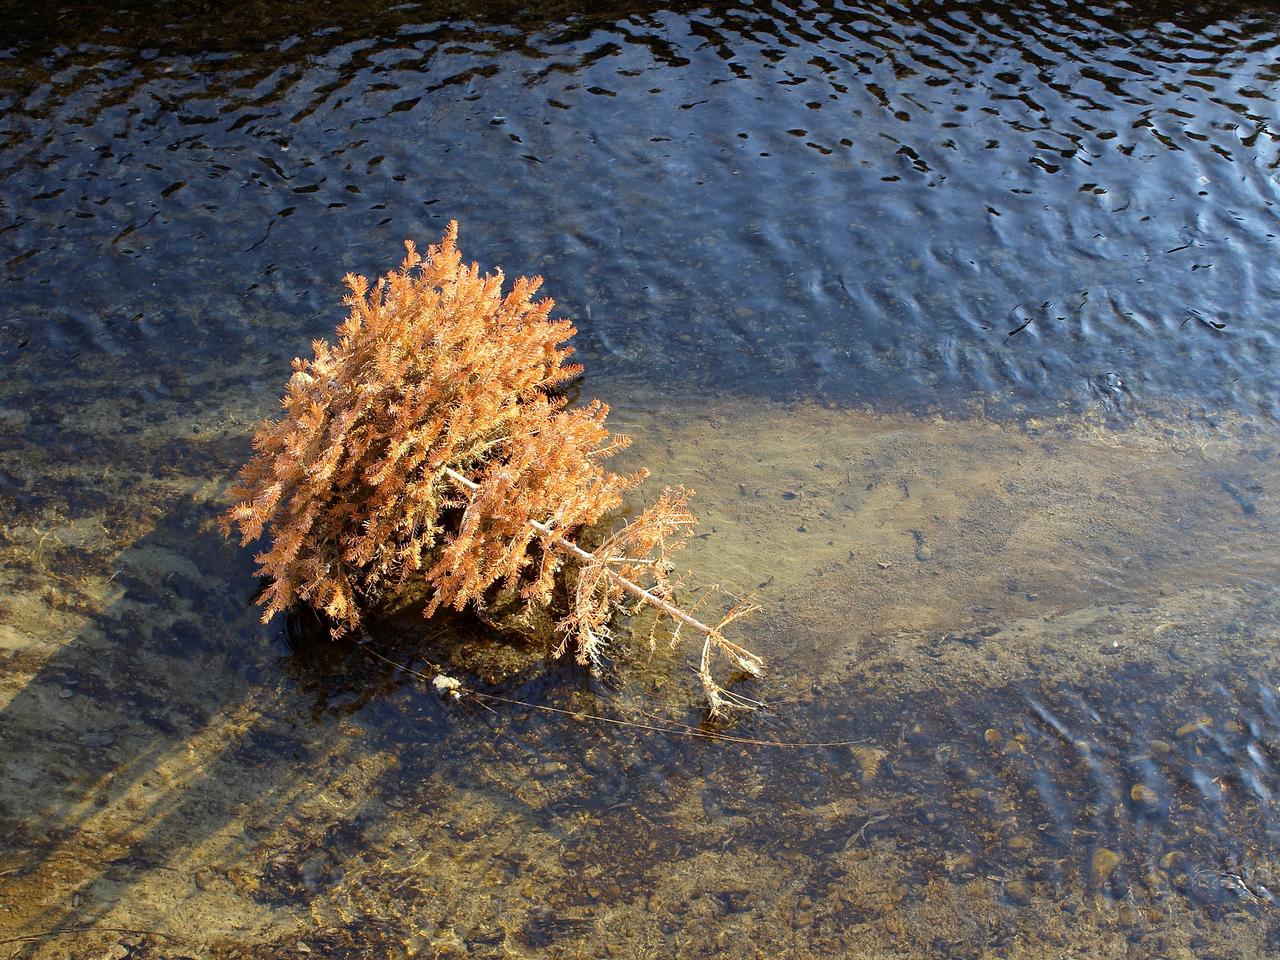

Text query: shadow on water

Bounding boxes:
[0,494,304,951]
[0,474,737,955]
[0,489,603,957]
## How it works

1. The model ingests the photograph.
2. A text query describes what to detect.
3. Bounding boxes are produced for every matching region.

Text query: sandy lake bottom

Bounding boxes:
[1,374,1277,959]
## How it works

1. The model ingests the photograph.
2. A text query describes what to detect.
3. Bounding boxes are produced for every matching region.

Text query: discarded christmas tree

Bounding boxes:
[222,222,762,713]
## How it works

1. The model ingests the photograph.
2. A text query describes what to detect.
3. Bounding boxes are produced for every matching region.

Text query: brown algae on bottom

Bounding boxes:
[0,388,1278,958]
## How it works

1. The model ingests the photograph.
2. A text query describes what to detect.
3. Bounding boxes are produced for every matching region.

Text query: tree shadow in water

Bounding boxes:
[0,491,609,958]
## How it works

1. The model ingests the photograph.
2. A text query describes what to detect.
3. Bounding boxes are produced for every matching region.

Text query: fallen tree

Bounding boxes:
[222,222,762,712]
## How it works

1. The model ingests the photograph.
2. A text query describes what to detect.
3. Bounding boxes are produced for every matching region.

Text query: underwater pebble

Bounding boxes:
[718,889,754,912]
[1005,879,1032,905]
[58,688,73,699]
[81,729,116,748]
[1129,784,1159,806]
[194,867,217,891]
[1116,903,1140,927]
[1091,848,1121,885]
[1175,718,1212,737]
[850,745,887,783]
[1149,739,1172,756]
[984,728,1002,744]
[915,545,932,561]
[947,852,975,875]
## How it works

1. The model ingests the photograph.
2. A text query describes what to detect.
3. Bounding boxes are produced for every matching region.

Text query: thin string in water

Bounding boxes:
[361,644,863,749]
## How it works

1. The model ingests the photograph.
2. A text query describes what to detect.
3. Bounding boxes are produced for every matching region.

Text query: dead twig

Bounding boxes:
[364,645,857,749]
[0,926,184,947]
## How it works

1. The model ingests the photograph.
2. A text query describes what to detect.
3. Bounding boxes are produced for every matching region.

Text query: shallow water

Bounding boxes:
[2,2,1280,958]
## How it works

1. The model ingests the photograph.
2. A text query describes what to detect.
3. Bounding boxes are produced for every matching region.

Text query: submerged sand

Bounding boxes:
[1,371,1277,958]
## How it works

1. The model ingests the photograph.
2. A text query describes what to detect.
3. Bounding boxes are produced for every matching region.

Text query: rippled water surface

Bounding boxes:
[2,2,1279,958]
[4,0,1280,413]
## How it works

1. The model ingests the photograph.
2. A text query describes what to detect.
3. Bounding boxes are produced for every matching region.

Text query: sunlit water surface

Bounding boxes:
[1,1,1279,957]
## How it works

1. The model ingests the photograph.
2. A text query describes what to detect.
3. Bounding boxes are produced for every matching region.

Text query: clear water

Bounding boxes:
[1,2,1279,957]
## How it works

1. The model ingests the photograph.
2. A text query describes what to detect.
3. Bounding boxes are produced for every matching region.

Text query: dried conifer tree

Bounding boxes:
[222,222,762,712]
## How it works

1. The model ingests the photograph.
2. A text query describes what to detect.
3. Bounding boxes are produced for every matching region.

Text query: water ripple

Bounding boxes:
[2,0,1279,417]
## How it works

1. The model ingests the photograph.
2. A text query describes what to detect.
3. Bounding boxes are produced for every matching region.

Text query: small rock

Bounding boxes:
[915,545,932,561]
[1005,879,1032,905]
[58,688,73,699]
[1175,717,1212,737]
[876,560,891,569]
[1092,847,1121,885]
[946,852,975,875]
[983,728,1002,745]
[718,889,754,913]
[1148,739,1172,756]
[850,745,888,783]
[194,867,217,891]
[1129,784,1160,807]
[81,729,116,748]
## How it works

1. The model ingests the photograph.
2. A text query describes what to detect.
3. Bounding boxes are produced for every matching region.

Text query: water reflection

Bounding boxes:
[2,0,1278,416]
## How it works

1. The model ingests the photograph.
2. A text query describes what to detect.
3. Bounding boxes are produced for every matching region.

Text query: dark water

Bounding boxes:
[2,0,1279,416]
[2,2,1280,958]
